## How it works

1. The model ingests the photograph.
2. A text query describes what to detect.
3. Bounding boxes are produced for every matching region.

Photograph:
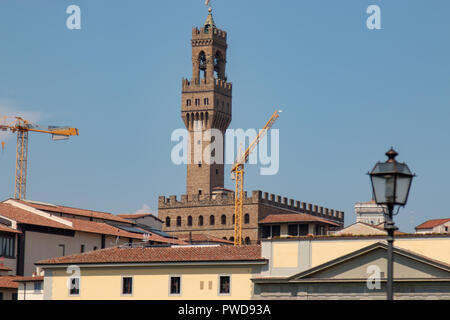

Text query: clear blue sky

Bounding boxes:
[0,1,449,232]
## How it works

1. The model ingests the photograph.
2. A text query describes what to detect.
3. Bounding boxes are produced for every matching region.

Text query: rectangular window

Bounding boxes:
[299,224,309,236]
[34,282,42,292]
[0,235,15,258]
[219,276,230,295]
[170,276,181,295]
[261,226,271,239]
[271,225,281,237]
[204,98,209,105]
[195,99,200,106]
[12,293,17,300]
[69,278,80,296]
[80,245,85,253]
[288,224,298,236]
[186,99,191,106]
[122,277,133,295]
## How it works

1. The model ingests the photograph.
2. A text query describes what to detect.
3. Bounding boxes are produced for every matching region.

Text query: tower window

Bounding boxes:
[198,190,202,195]
[186,99,191,106]
[244,213,250,224]
[195,99,200,106]
[221,214,226,225]
[165,217,171,227]
[216,169,219,175]
[198,215,204,226]
[176,216,182,227]
[204,98,209,105]
[187,216,193,226]
[210,215,215,226]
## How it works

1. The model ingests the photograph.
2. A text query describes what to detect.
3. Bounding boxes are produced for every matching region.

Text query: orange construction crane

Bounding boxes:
[231,110,280,246]
[0,116,79,200]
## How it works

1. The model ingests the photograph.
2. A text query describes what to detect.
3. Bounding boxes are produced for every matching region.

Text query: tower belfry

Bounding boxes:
[181,9,232,196]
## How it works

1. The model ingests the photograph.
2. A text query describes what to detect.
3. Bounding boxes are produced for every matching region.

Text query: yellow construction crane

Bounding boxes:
[231,110,280,246]
[0,116,79,200]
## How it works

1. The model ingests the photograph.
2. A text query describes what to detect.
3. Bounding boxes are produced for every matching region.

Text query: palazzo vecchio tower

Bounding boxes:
[159,10,344,244]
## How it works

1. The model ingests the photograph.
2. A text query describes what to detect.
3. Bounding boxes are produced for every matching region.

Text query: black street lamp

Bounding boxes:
[368,148,415,300]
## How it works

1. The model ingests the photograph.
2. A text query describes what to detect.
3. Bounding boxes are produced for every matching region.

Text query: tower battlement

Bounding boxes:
[158,190,344,223]
[182,78,232,95]
[192,27,227,40]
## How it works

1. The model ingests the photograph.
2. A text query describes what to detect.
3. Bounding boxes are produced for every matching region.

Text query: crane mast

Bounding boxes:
[231,110,280,246]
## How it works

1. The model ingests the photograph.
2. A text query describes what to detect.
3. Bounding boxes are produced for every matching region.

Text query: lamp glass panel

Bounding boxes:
[395,175,412,205]
[371,175,387,204]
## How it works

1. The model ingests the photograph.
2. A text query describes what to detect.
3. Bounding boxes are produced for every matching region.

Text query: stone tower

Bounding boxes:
[181,10,232,196]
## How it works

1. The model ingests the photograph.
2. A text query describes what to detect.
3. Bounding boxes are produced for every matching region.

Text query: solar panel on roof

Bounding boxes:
[116,225,148,234]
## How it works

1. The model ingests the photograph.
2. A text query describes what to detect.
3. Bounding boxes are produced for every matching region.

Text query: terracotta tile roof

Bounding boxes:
[0,224,21,234]
[0,203,74,231]
[0,203,186,245]
[13,276,44,282]
[176,233,234,244]
[117,213,163,222]
[259,213,340,226]
[16,200,132,225]
[0,204,163,241]
[416,218,450,230]
[0,276,19,289]
[140,231,188,245]
[36,245,264,265]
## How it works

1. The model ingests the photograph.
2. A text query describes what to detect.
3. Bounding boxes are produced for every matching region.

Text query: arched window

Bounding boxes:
[165,217,171,227]
[198,215,204,226]
[244,213,250,224]
[245,237,251,245]
[214,51,224,79]
[176,216,181,227]
[187,216,193,226]
[199,51,207,78]
[221,214,226,225]
[230,237,234,243]
[210,215,215,226]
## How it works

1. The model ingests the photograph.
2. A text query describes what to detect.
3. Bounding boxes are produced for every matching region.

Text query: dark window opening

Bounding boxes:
[34,282,42,292]
[122,277,133,295]
[262,225,280,238]
[170,277,181,295]
[245,237,251,245]
[210,215,215,226]
[244,213,250,224]
[186,99,191,106]
[219,276,230,294]
[166,217,171,227]
[80,245,85,253]
[176,216,182,227]
[221,215,226,225]
[288,224,298,236]
[299,224,308,236]
[198,215,204,226]
[187,216,193,226]
[0,235,15,258]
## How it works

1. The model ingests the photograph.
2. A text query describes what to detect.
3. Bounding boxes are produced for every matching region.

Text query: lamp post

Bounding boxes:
[368,148,415,300]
